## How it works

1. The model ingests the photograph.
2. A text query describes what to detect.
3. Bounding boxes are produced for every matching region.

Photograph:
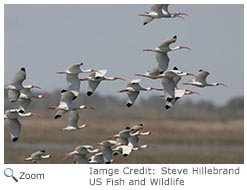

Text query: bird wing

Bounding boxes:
[150,4,164,12]
[129,79,142,85]
[7,118,21,141]
[18,98,31,112]
[165,89,186,109]
[128,135,140,148]
[120,145,133,156]
[127,91,140,105]
[30,151,44,160]
[162,77,176,99]
[173,76,182,88]
[87,80,101,94]
[94,69,107,78]
[67,63,82,74]
[115,137,128,145]
[102,148,113,163]
[149,67,160,76]
[161,4,170,15]
[19,88,32,99]
[67,110,79,128]
[155,53,169,72]
[89,153,104,164]
[196,70,209,83]
[143,17,155,25]
[60,91,75,104]
[74,154,88,164]
[158,36,177,49]
[66,74,80,96]
[55,109,68,118]
[8,89,20,102]
[175,89,186,98]
[11,68,26,85]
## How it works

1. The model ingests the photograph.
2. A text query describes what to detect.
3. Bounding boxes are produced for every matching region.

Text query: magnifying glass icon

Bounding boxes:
[4,168,18,182]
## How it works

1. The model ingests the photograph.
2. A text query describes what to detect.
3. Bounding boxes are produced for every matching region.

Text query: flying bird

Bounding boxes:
[56,63,99,97]
[4,109,40,142]
[161,89,199,109]
[5,67,40,102]
[118,79,162,107]
[139,4,189,25]
[49,90,94,119]
[17,87,46,112]
[64,145,99,164]
[96,140,119,164]
[150,70,194,104]
[60,110,87,131]
[143,35,191,73]
[80,69,125,96]
[183,70,227,88]
[25,150,51,163]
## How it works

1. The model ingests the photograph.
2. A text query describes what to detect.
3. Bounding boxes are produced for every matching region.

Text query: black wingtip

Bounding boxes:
[165,105,171,109]
[54,115,61,119]
[143,22,148,25]
[173,67,178,70]
[113,152,119,156]
[40,150,46,153]
[72,96,77,100]
[19,110,25,114]
[21,67,25,72]
[87,91,93,96]
[105,161,111,164]
[60,89,67,93]
[127,103,132,107]
[173,35,177,39]
[166,97,173,102]
[126,126,131,130]
[12,137,19,142]
[123,154,128,157]
[199,69,203,72]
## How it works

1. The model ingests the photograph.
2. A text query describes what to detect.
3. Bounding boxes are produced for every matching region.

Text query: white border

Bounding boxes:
[1,1,246,190]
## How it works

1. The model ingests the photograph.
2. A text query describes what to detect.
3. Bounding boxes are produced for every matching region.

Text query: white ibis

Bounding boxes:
[118,79,161,107]
[80,69,125,96]
[64,145,98,164]
[143,35,191,73]
[56,63,99,97]
[5,67,40,102]
[150,70,187,103]
[25,150,51,163]
[113,126,152,157]
[18,87,47,112]
[162,89,199,109]
[60,110,87,131]
[112,123,146,157]
[139,4,189,25]
[4,109,40,142]
[49,90,94,119]
[66,74,81,97]
[183,70,227,88]
[97,140,119,164]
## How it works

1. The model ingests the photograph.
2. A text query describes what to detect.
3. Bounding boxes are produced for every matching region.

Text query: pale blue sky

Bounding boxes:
[4,4,244,105]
